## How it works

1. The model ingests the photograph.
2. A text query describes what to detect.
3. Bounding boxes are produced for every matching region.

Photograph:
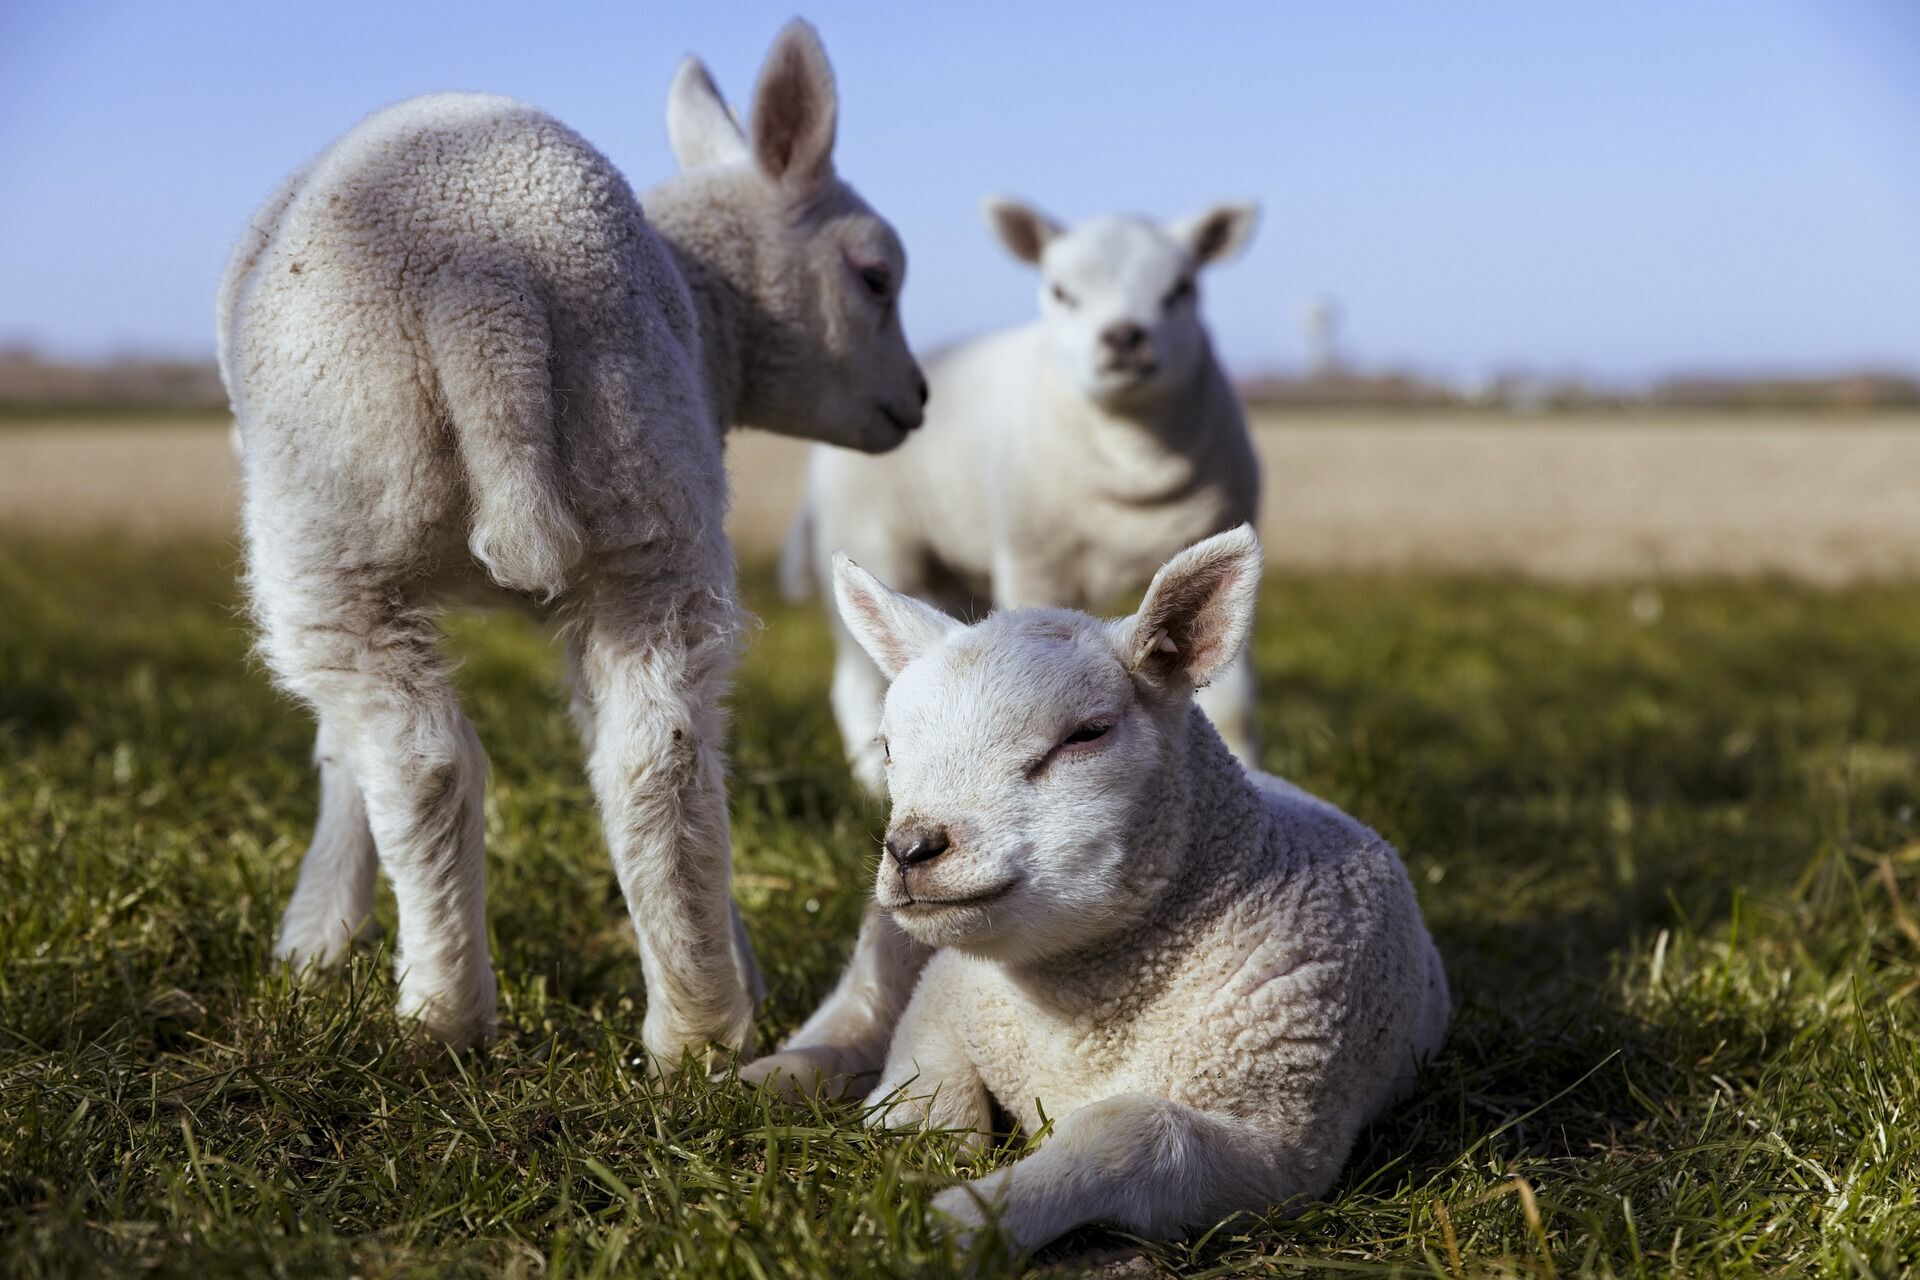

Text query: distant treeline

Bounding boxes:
[0,348,228,415]
[4,347,1917,416]
[1241,367,1920,413]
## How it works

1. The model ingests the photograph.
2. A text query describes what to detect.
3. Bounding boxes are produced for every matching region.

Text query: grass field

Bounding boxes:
[5,537,1920,1277]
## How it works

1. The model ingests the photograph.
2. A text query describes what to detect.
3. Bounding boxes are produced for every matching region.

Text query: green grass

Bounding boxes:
[4,538,1920,1277]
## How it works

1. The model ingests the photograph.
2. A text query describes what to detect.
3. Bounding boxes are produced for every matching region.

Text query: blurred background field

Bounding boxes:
[8,404,1920,582]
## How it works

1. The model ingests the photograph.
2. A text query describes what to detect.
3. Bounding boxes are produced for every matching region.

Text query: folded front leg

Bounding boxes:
[740,905,930,1099]
[864,974,994,1153]
[931,1093,1318,1257]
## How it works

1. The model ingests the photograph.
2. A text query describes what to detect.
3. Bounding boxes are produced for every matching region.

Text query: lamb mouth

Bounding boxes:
[894,880,1019,912]
[877,403,922,432]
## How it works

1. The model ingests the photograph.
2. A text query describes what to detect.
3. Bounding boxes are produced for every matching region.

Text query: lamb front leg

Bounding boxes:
[740,905,930,1099]
[931,1093,1317,1258]
[863,969,994,1153]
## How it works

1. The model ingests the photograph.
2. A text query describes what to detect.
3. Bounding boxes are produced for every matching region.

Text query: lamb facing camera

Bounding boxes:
[784,196,1265,795]
[746,526,1449,1256]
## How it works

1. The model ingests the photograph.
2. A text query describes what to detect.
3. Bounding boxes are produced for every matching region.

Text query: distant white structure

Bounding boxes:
[1300,294,1344,376]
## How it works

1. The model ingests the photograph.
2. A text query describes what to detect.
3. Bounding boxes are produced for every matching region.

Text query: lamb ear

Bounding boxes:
[1120,525,1263,690]
[982,197,1064,265]
[1167,201,1260,266]
[667,57,748,171]
[749,19,838,193]
[832,553,960,679]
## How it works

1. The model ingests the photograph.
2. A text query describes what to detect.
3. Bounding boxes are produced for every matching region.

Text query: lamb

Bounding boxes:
[216,21,927,1060]
[744,527,1448,1256]
[783,197,1265,793]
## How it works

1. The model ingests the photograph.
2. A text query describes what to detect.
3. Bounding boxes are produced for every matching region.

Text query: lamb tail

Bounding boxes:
[426,273,584,602]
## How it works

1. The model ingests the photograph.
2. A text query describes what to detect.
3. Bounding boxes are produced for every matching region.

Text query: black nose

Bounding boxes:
[915,371,929,407]
[1102,322,1148,353]
[885,827,950,868]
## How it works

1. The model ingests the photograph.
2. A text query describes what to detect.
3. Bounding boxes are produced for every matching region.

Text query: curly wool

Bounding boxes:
[217,22,923,1060]
[749,527,1449,1255]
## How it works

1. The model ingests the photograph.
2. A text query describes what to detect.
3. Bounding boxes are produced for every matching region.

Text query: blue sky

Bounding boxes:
[2,1,1915,380]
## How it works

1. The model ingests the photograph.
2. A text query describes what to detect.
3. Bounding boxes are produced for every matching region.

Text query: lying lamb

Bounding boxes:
[746,527,1448,1255]
[218,21,925,1059]
[785,197,1265,793]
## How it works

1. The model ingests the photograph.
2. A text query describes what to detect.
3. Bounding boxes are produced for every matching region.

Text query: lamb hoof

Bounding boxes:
[929,1183,996,1259]
[395,967,503,1059]
[274,916,381,973]
[397,983,499,1053]
[738,1047,876,1101]
[640,996,757,1076]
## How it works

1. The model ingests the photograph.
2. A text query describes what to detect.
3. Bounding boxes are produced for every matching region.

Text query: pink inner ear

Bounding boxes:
[753,35,835,183]
[846,591,909,671]
[1146,558,1246,679]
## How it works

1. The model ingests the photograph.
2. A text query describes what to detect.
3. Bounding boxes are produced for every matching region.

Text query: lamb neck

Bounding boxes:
[1040,347,1241,509]
[640,174,762,440]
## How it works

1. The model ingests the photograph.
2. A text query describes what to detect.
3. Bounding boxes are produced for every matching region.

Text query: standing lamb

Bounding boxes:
[785,197,1264,792]
[746,527,1448,1256]
[217,21,927,1061]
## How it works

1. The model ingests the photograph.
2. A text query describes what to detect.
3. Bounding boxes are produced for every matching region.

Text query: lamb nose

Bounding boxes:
[1102,322,1147,352]
[885,828,950,868]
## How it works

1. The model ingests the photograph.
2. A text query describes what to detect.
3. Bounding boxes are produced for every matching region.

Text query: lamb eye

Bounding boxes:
[1063,722,1110,746]
[1163,279,1194,309]
[858,265,892,300]
[1050,282,1077,308]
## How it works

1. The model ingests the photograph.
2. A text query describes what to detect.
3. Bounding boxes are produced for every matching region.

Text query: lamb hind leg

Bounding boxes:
[261,587,498,1048]
[568,628,766,1019]
[574,588,756,1069]
[274,719,378,968]
[931,1094,1314,1257]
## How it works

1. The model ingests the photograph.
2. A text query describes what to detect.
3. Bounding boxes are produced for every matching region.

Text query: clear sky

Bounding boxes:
[2,1,1915,380]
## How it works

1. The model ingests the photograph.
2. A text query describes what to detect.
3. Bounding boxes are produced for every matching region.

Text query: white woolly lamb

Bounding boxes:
[784,197,1264,792]
[747,527,1448,1256]
[218,21,926,1059]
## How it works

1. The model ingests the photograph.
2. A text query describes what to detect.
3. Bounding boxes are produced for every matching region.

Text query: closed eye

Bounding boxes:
[1050,282,1077,308]
[1162,278,1195,309]
[1026,720,1114,779]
